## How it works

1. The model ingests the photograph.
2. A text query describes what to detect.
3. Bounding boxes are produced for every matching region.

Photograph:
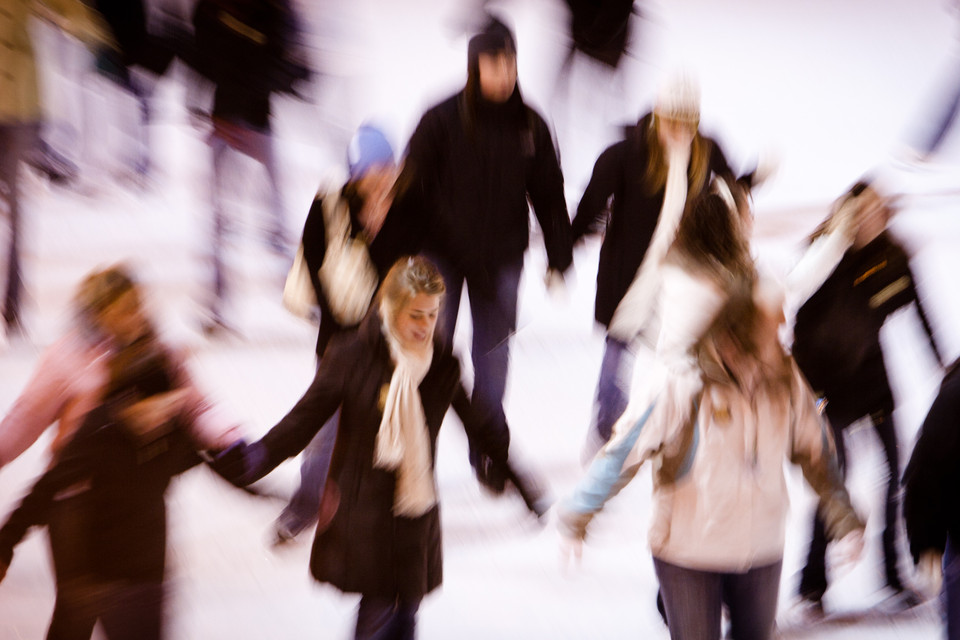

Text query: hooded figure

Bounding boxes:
[393,17,573,473]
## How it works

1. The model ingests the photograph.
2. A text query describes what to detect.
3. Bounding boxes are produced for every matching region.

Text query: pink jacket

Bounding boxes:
[0,330,238,469]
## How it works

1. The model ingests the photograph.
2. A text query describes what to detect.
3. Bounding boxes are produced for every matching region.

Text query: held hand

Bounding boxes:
[917,550,944,598]
[558,529,583,574]
[208,439,253,486]
[828,529,865,573]
[544,269,568,303]
[555,505,588,573]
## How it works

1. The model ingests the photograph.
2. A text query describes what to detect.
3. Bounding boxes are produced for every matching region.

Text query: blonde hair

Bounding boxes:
[378,256,446,325]
[74,265,141,328]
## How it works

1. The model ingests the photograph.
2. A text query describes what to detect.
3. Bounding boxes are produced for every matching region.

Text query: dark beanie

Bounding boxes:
[468,17,516,67]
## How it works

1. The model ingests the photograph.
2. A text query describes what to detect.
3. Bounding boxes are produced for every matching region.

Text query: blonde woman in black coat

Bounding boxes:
[215,256,512,639]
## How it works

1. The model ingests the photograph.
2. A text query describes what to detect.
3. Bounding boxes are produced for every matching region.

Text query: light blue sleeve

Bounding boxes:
[563,402,657,515]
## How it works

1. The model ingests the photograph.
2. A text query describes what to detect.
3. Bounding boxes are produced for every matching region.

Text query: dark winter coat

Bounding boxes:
[239,312,510,601]
[94,0,177,78]
[792,231,942,427]
[301,188,419,358]
[398,89,573,292]
[192,0,304,129]
[565,0,635,67]
[903,359,960,563]
[570,113,731,328]
[0,402,200,583]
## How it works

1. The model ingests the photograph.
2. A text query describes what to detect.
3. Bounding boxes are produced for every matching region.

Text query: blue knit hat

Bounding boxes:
[347,125,395,180]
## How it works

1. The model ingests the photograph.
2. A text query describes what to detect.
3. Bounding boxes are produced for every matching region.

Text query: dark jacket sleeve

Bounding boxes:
[251,335,349,479]
[301,194,327,305]
[873,238,944,366]
[394,110,443,239]
[301,193,343,356]
[903,361,960,563]
[909,274,945,367]
[0,422,101,567]
[451,382,509,465]
[524,110,573,273]
[570,141,623,243]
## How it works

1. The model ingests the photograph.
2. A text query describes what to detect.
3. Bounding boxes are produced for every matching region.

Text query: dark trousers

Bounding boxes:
[591,336,633,443]
[430,254,523,451]
[48,580,164,640]
[654,556,782,640]
[355,595,419,640]
[0,122,39,329]
[799,408,905,601]
[46,499,164,640]
[946,537,960,640]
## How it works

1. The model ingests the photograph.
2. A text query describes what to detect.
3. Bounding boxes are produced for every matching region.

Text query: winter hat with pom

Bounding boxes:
[347,125,395,181]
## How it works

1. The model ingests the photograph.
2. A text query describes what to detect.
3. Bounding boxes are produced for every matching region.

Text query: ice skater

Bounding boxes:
[559,249,864,640]
[272,124,410,544]
[569,73,732,459]
[788,180,944,615]
[213,256,526,639]
[392,18,572,507]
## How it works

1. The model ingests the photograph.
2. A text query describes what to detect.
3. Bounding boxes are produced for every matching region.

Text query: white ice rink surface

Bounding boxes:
[3,0,960,637]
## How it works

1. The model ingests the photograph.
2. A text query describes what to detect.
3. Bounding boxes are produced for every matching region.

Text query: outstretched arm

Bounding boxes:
[789,370,864,541]
[211,339,347,486]
[0,421,101,578]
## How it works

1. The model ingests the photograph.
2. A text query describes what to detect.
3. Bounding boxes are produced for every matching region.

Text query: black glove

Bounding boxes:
[473,452,508,495]
[208,439,267,486]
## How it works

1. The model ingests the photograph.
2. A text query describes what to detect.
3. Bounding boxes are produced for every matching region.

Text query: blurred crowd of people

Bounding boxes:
[1,1,959,640]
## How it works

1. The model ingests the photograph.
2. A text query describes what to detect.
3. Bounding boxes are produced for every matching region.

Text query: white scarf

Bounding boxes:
[374,311,437,517]
[608,143,691,342]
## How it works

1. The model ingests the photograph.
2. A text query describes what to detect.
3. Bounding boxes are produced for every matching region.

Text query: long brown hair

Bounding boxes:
[698,283,792,389]
[669,190,755,284]
[642,114,712,199]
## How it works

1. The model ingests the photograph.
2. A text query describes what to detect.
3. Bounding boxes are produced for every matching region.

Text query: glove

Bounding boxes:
[208,439,267,486]
[473,452,507,495]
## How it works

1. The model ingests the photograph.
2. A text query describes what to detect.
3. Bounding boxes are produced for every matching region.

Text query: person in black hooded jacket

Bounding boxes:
[394,18,573,475]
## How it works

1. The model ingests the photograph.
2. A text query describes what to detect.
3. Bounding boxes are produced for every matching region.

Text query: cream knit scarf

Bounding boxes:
[608,142,691,342]
[374,310,437,517]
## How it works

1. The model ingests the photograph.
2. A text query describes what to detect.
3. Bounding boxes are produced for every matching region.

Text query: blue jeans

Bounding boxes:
[355,595,419,640]
[275,410,339,537]
[591,336,634,443]
[946,537,960,640]
[654,556,782,640]
[430,254,523,453]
